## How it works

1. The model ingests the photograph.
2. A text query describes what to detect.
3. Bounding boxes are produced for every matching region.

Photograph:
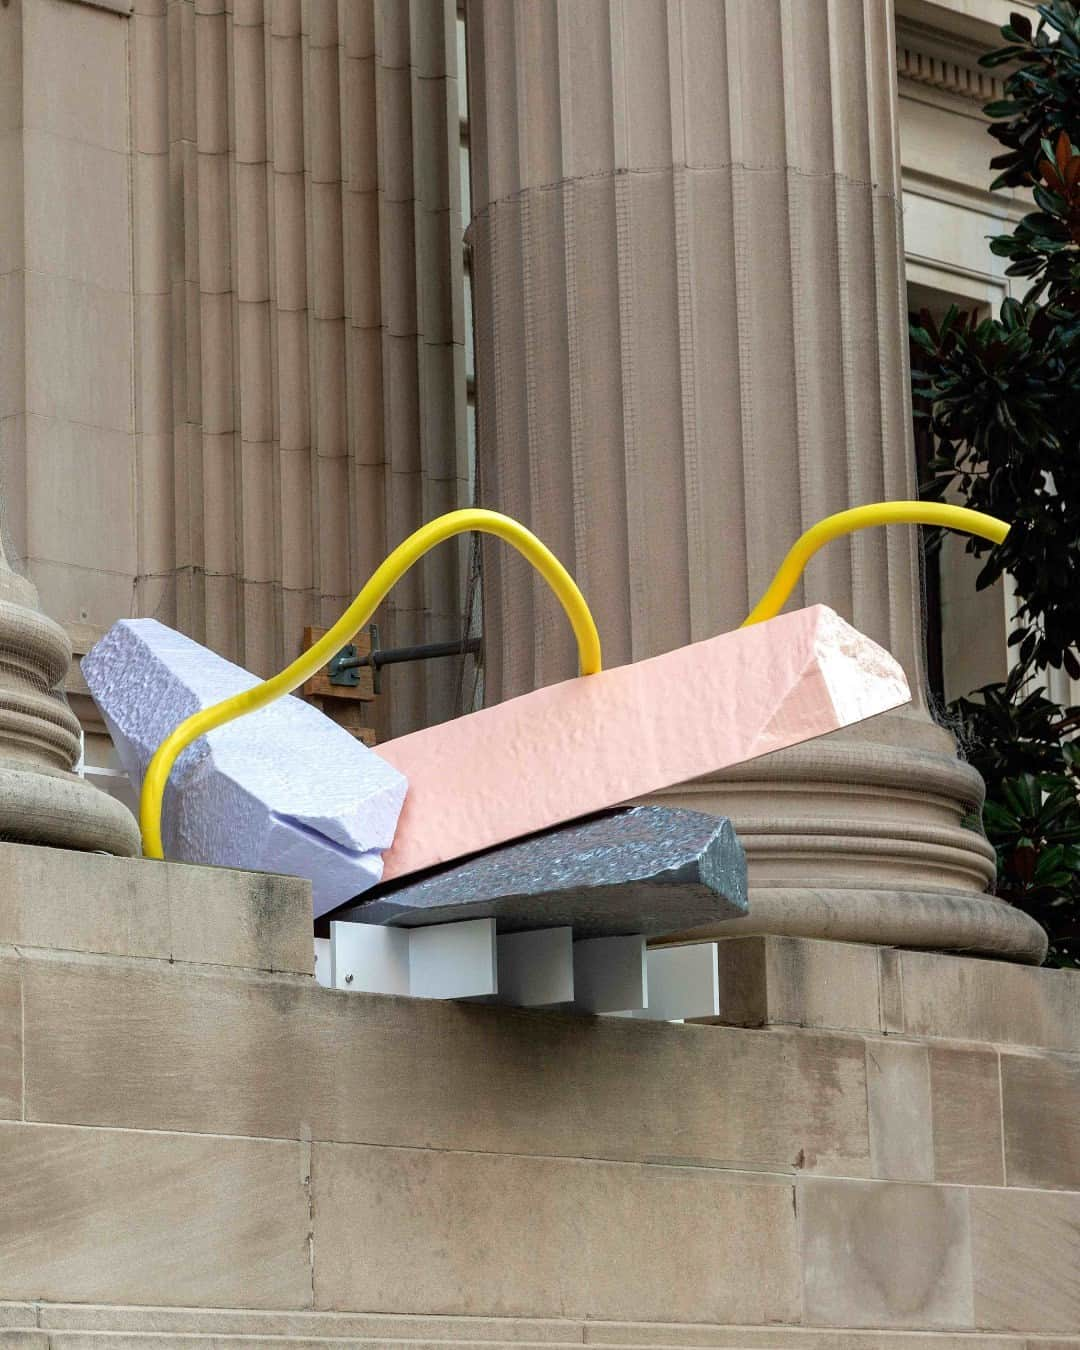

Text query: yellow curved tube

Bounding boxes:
[139,497,1010,863]
[741,501,1009,628]
[139,508,602,860]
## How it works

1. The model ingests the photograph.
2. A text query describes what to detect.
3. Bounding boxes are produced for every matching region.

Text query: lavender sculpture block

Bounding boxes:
[339,805,747,938]
[83,619,407,917]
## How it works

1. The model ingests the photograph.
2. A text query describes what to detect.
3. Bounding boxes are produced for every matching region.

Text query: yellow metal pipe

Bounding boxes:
[138,508,602,860]
[136,499,1009,861]
[741,501,1009,628]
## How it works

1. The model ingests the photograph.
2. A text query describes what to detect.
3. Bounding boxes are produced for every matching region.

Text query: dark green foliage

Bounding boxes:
[952,674,1080,964]
[979,3,1080,192]
[911,299,1080,678]
[910,6,1080,964]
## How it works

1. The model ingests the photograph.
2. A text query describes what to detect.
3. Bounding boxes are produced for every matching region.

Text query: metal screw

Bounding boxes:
[344,973,354,984]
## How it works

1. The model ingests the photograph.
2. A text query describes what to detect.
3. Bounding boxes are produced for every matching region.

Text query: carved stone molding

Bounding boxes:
[0,537,140,855]
[895,8,1009,107]
[897,42,1003,103]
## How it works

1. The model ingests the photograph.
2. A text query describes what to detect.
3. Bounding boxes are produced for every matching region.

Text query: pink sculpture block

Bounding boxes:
[375,604,910,883]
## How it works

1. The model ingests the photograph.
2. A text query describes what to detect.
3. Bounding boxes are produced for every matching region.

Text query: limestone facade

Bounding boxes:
[0,841,1079,1342]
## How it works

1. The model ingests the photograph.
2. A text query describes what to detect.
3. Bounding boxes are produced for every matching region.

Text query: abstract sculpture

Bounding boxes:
[344,804,748,937]
[85,499,1010,1014]
[83,619,406,916]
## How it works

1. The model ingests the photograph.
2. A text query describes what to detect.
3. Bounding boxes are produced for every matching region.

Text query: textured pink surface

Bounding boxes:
[375,604,910,882]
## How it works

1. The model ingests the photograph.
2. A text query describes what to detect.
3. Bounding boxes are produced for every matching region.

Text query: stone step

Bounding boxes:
[35,1339,599,1350]
[9,1333,1067,1350]
[1,1308,1070,1350]
[0,842,313,977]
[1,1310,584,1343]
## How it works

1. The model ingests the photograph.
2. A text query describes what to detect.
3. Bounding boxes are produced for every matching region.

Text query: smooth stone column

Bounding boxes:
[464,0,1045,961]
[0,535,140,854]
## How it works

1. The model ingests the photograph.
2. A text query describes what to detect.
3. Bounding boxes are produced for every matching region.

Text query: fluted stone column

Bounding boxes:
[0,0,469,752]
[0,533,139,854]
[465,0,1045,960]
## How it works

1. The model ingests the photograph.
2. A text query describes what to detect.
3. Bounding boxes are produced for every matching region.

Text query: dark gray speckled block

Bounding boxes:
[338,805,747,938]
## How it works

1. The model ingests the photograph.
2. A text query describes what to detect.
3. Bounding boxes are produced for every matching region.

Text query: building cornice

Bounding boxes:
[896,11,1008,106]
[897,39,1003,105]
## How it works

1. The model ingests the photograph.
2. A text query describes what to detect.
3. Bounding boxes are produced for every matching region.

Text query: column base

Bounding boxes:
[0,761,141,857]
[665,886,1047,964]
[645,711,1047,964]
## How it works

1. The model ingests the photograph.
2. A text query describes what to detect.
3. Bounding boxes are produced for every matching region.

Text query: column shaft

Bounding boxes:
[465,0,1045,961]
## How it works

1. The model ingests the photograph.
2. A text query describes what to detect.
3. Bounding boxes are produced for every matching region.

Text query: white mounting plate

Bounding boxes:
[328,917,496,1000]
[410,917,498,999]
[573,935,647,1014]
[496,927,574,1007]
[637,942,719,1021]
[323,922,719,1021]
[330,922,410,994]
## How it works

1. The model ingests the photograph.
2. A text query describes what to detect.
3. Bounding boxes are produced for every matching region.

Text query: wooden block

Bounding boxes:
[311,698,377,746]
[300,625,375,702]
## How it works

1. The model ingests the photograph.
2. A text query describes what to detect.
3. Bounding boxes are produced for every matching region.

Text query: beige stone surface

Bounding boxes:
[699,936,885,1032]
[23,272,131,434]
[0,843,313,974]
[24,416,136,577]
[971,1187,1080,1334]
[1001,1051,1080,1191]
[0,273,25,424]
[587,1328,1021,1349]
[930,1045,1004,1186]
[799,1177,974,1329]
[0,1312,34,1331]
[0,1301,1060,1348]
[866,1040,934,1182]
[710,938,1080,1052]
[22,0,130,152]
[21,953,870,1175]
[0,964,20,1122]
[30,1333,1042,1350]
[21,129,130,293]
[312,1145,799,1322]
[0,133,22,279]
[900,951,1080,1052]
[32,1305,580,1339]
[0,1121,311,1307]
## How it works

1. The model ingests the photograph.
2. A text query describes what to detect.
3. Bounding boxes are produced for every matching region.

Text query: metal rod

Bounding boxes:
[337,635,481,672]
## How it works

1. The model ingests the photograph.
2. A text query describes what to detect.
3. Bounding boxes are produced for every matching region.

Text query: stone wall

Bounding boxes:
[0,841,1079,1346]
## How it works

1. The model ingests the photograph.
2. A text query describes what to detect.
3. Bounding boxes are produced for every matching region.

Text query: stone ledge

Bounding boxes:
[688,934,1080,1054]
[3,1302,1075,1347]
[0,841,313,975]
[8,947,873,1173]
